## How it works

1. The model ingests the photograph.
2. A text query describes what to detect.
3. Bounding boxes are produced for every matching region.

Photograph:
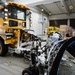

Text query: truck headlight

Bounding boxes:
[3,21,9,26]
[5,13,8,16]
[22,23,25,26]
[22,22,26,27]
[4,9,8,12]
[5,16,8,19]
[6,36,11,39]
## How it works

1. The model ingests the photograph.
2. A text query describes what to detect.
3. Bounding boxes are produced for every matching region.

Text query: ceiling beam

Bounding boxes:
[38,4,51,15]
[26,0,60,7]
[60,0,70,15]
[30,6,49,16]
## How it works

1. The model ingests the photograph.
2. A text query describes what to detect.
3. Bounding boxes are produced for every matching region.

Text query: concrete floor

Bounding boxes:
[58,60,75,75]
[0,54,75,75]
[0,55,31,75]
[0,35,47,75]
[0,36,75,75]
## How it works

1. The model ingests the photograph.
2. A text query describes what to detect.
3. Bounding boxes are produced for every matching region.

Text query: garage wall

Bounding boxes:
[13,0,49,35]
[27,11,49,35]
[49,13,75,20]
[2,0,6,2]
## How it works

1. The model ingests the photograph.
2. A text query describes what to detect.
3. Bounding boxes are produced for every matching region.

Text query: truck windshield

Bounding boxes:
[0,8,4,19]
[0,4,4,19]
[8,5,26,20]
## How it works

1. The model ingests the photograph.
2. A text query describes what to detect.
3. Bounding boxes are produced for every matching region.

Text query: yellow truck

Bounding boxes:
[45,26,60,35]
[0,1,35,56]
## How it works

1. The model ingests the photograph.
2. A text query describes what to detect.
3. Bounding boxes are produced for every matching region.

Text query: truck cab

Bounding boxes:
[45,26,60,35]
[0,1,31,56]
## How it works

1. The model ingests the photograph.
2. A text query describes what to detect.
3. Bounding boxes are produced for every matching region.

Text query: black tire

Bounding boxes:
[22,66,39,75]
[49,37,75,75]
[22,69,32,75]
[0,40,8,56]
[32,66,39,75]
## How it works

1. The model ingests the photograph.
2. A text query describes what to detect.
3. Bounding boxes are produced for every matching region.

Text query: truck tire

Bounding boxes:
[0,40,8,56]
[22,66,39,75]
[49,37,75,75]
[22,69,32,75]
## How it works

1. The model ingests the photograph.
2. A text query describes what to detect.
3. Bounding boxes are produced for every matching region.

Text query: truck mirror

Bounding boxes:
[26,11,31,16]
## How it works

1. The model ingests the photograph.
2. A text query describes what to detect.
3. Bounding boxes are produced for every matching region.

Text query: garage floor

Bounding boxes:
[0,35,75,75]
[0,55,31,75]
[0,54,75,75]
[59,61,75,75]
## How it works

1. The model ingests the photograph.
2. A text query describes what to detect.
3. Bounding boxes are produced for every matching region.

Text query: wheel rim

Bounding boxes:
[0,43,2,54]
[24,73,29,75]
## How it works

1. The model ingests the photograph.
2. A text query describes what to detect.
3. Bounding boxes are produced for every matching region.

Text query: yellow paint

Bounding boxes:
[0,2,30,46]
[0,18,5,33]
[7,2,30,10]
[5,38,18,44]
[45,26,60,35]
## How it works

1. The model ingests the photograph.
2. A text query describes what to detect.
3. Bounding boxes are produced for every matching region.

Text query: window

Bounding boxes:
[0,8,4,19]
[8,5,26,20]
